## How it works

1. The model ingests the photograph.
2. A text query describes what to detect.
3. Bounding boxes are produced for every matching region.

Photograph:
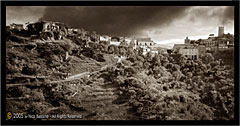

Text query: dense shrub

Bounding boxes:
[124,66,137,77]
[200,53,214,64]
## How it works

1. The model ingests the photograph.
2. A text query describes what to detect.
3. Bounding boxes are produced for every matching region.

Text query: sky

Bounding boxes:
[6,6,234,48]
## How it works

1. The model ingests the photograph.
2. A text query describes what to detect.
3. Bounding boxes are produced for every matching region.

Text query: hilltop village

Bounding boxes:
[6,21,235,121]
[7,21,234,60]
[7,21,158,55]
[173,26,234,60]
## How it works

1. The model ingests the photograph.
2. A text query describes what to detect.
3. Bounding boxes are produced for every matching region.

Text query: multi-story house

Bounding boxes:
[136,38,155,47]
[179,47,199,60]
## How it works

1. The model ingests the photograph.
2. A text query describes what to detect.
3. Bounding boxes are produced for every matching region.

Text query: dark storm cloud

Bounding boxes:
[222,6,234,24]
[39,6,189,37]
[6,6,234,46]
[187,6,234,25]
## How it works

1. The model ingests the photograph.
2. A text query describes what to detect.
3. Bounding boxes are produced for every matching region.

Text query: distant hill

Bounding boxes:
[152,43,173,49]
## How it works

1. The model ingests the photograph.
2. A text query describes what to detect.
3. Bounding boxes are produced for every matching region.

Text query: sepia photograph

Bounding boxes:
[4,4,236,123]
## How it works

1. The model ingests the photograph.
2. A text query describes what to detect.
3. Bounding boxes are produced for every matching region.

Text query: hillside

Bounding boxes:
[6,34,143,120]
[6,35,235,121]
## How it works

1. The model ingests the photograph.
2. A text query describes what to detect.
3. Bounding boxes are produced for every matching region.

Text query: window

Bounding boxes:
[150,43,152,46]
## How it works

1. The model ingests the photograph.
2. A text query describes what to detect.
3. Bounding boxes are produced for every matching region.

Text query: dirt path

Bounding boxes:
[44,57,136,120]
[63,64,114,82]
[66,72,90,80]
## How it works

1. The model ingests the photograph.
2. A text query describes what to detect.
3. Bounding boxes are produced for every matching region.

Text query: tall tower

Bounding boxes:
[218,26,224,37]
[184,36,190,44]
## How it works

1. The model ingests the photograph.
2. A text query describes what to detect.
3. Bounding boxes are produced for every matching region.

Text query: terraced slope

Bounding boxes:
[39,69,136,120]
[6,39,135,120]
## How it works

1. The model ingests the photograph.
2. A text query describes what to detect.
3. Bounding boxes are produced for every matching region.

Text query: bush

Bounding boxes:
[124,66,137,76]
[9,35,26,43]
[61,40,74,52]
[133,61,143,71]
[94,53,105,62]
[6,63,19,74]
[200,53,214,64]
[128,54,137,62]
[137,55,145,62]
[119,46,127,56]
[21,63,40,75]
[108,45,115,54]
[172,70,183,81]
[30,89,45,101]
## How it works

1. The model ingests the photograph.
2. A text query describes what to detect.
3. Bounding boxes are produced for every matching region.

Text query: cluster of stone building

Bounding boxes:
[8,22,232,60]
[101,36,158,55]
[7,21,97,41]
[173,26,234,60]
[93,31,160,55]
[7,21,159,55]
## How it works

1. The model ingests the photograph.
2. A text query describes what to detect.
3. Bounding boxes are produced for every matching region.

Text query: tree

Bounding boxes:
[124,66,137,76]
[128,53,137,63]
[61,40,74,52]
[89,31,97,42]
[161,56,169,67]
[151,54,161,67]
[210,60,220,68]
[167,49,172,54]
[120,41,127,46]
[136,47,143,56]
[145,52,152,62]
[186,72,193,78]
[133,61,143,71]
[172,70,183,81]
[126,47,135,58]
[108,45,115,54]
[129,40,135,49]
[168,56,174,63]
[119,46,127,56]
[201,53,214,64]
[143,61,151,69]
[114,45,119,55]
[172,64,180,72]
[137,55,145,63]
[98,44,106,53]
[152,66,164,77]
[94,53,105,62]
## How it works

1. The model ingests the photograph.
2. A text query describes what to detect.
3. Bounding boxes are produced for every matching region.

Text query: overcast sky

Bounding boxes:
[6,6,234,48]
